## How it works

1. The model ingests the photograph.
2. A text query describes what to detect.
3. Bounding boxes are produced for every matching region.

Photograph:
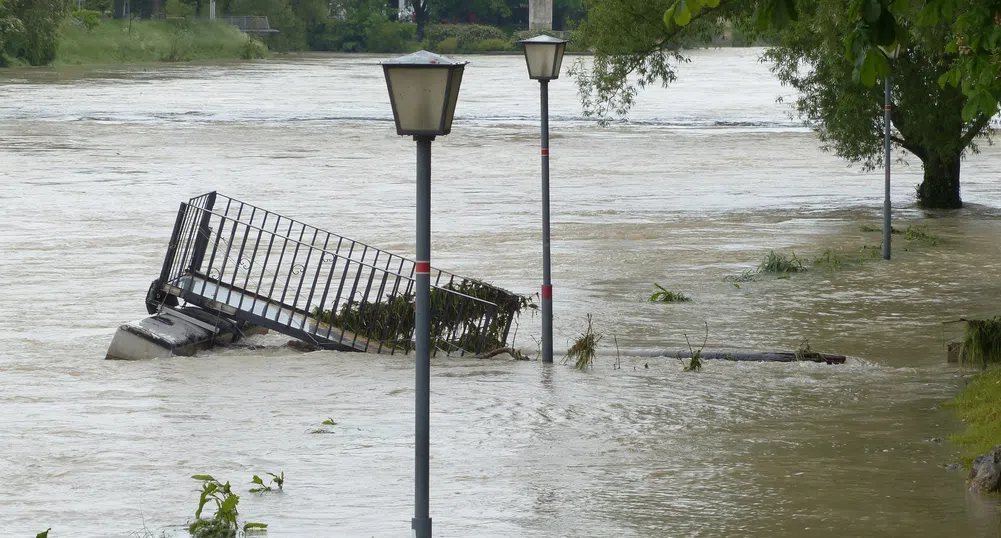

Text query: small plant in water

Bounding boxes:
[859,223,901,234]
[677,322,709,372]
[723,269,758,284]
[757,251,806,274]
[904,224,940,245]
[189,475,267,537]
[37,530,51,538]
[794,339,822,361]
[649,283,691,303]
[563,314,603,370]
[250,472,284,494]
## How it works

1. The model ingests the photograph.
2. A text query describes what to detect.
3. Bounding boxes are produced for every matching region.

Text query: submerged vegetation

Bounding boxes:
[757,251,806,274]
[311,280,534,355]
[947,366,1001,465]
[189,475,267,537]
[564,314,602,370]
[650,283,691,303]
[249,472,284,494]
[960,317,1001,368]
[678,322,709,372]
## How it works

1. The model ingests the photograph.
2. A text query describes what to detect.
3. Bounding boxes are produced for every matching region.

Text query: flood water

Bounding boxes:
[2,49,1000,537]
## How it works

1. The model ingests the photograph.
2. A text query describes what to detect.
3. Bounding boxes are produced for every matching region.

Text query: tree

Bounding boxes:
[408,0,429,41]
[766,0,993,208]
[573,0,1001,208]
[1,0,67,65]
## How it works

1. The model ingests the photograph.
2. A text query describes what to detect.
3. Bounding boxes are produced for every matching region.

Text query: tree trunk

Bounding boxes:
[414,1,427,41]
[917,151,962,209]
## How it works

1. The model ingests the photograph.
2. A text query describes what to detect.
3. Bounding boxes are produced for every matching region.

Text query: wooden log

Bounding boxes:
[664,350,846,364]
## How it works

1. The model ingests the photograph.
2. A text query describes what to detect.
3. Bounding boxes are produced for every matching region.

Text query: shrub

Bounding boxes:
[435,36,458,54]
[71,10,102,32]
[470,38,513,52]
[424,23,506,49]
[365,20,416,53]
[240,36,267,59]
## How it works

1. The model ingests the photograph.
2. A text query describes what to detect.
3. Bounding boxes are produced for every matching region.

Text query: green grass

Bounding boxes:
[56,18,267,65]
[757,251,806,274]
[946,366,1001,465]
[904,224,940,245]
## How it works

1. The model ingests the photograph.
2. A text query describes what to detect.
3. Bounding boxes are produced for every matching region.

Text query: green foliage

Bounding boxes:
[1,0,67,66]
[946,366,1001,464]
[563,314,602,370]
[311,0,415,53]
[723,269,758,283]
[434,36,458,53]
[649,283,691,303]
[249,471,284,493]
[903,224,940,245]
[961,317,1001,367]
[57,19,266,64]
[573,0,996,208]
[678,321,708,372]
[321,418,337,426]
[757,251,806,274]
[424,23,506,49]
[859,223,901,233]
[37,530,51,538]
[71,9,101,31]
[470,37,513,51]
[812,245,881,271]
[312,279,534,355]
[189,475,267,538]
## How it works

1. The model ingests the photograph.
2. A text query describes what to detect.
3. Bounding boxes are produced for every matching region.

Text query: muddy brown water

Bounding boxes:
[1,50,1000,537]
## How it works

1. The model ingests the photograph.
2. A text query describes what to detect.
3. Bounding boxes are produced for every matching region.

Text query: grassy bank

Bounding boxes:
[947,366,1001,464]
[56,17,267,65]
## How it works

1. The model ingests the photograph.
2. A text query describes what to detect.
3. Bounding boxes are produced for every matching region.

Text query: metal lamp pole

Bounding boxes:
[880,44,900,261]
[539,79,553,363]
[382,51,467,538]
[519,34,567,364]
[883,73,892,260]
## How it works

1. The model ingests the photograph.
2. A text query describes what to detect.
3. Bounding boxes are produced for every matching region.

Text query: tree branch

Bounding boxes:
[960,114,992,148]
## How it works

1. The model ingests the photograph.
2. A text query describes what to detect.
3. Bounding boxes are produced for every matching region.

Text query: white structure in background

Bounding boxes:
[399,0,413,21]
[209,0,215,19]
[529,0,552,30]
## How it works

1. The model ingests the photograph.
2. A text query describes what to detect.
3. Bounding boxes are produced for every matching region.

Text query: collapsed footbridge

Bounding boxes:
[107,192,531,360]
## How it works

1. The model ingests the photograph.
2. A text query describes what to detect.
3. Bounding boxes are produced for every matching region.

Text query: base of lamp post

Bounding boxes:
[412,517,432,538]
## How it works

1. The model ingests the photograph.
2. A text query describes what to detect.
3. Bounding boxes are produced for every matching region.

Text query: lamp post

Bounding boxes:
[382,50,467,538]
[879,43,901,261]
[519,34,567,364]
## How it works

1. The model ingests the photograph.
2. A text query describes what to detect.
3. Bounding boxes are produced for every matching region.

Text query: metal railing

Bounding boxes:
[156,192,521,356]
[220,16,278,33]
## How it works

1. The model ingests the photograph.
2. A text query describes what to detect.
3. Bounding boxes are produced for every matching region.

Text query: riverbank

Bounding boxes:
[948,366,1001,465]
[55,18,266,65]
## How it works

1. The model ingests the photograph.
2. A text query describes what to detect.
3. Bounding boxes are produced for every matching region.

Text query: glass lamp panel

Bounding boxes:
[524,42,556,79]
[387,66,450,134]
[551,42,567,79]
[442,66,465,135]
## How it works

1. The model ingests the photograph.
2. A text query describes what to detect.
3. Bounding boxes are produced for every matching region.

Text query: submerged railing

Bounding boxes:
[154,192,526,355]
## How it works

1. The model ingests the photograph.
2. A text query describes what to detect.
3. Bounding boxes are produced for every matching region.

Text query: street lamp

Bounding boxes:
[519,34,567,364]
[879,43,902,261]
[382,49,467,538]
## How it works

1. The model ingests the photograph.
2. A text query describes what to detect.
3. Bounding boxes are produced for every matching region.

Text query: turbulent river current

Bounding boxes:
[1,49,1000,537]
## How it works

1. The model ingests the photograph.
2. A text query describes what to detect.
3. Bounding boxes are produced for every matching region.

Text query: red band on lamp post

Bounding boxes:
[416,261,431,274]
[541,149,549,156]
[885,106,892,110]
[541,285,552,299]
